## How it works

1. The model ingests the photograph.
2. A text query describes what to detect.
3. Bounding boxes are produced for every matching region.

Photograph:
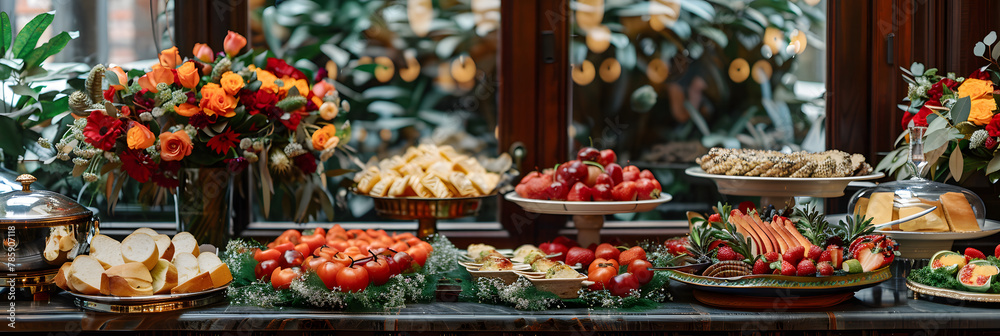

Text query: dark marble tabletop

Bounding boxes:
[7,273,1000,334]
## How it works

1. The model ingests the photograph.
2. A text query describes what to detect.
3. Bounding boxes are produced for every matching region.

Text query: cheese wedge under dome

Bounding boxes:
[940,192,981,232]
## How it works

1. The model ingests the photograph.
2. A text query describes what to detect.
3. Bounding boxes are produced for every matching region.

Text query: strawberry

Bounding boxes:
[737,201,756,215]
[965,247,987,261]
[635,178,661,200]
[753,259,771,274]
[817,261,834,276]
[779,260,796,276]
[553,236,578,248]
[796,259,816,276]
[566,182,593,201]
[707,213,722,223]
[818,251,832,263]
[995,244,1000,258]
[717,245,741,261]
[827,245,844,269]
[594,243,620,261]
[764,251,780,262]
[619,246,647,266]
[515,171,552,199]
[565,247,595,267]
[611,181,638,201]
[539,241,568,262]
[782,246,805,265]
[807,245,824,261]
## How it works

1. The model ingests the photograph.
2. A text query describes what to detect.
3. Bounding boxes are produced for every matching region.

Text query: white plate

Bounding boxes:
[826,214,1000,241]
[504,192,672,215]
[65,285,228,304]
[685,167,884,198]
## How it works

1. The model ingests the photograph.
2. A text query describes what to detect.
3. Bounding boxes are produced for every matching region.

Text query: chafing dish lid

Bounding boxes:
[0,174,91,221]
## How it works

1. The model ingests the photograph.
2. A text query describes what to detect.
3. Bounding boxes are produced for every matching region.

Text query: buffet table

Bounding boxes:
[13,273,999,334]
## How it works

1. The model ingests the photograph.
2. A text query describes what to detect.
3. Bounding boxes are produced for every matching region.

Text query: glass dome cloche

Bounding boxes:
[848,126,985,233]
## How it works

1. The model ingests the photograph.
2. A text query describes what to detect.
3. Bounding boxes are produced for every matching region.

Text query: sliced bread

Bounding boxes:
[171,271,214,294]
[100,262,153,297]
[171,232,200,259]
[54,262,72,291]
[89,234,124,269]
[150,259,178,295]
[154,234,174,261]
[197,252,233,288]
[172,252,201,283]
[133,227,159,237]
[121,233,159,270]
[67,255,104,295]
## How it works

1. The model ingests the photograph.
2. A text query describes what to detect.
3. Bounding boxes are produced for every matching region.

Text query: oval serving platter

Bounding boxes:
[667,267,892,297]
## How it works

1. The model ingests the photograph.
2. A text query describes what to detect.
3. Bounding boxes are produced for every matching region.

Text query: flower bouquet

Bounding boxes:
[878,32,1000,183]
[41,31,352,240]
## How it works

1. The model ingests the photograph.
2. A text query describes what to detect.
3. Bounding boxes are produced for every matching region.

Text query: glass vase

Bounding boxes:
[175,167,233,248]
[907,126,928,179]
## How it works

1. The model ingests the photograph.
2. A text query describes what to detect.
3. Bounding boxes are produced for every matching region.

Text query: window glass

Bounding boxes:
[569,0,827,219]
[252,0,501,223]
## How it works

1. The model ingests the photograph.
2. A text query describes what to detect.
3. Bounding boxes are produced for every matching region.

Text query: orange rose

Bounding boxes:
[224,31,247,57]
[199,83,237,117]
[312,80,335,98]
[255,69,279,94]
[319,101,338,120]
[958,78,998,126]
[138,65,175,93]
[220,71,245,96]
[158,46,181,69]
[175,103,201,117]
[159,130,193,161]
[126,124,155,150]
[176,61,200,89]
[109,66,128,90]
[311,124,338,150]
[192,43,214,63]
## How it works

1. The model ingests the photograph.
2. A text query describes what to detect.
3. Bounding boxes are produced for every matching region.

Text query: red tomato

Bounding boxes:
[270,267,299,290]
[315,261,344,290]
[406,246,428,267]
[327,240,349,252]
[390,242,410,252]
[280,249,305,268]
[253,248,282,262]
[330,252,352,267]
[313,245,338,259]
[393,232,415,240]
[588,258,619,274]
[281,229,302,242]
[254,259,279,280]
[587,267,616,290]
[627,259,654,285]
[416,241,433,253]
[312,227,326,237]
[393,252,414,273]
[609,273,640,297]
[301,234,326,252]
[303,256,327,271]
[336,264,370,292]
[404,237,422,247]
[364,257,392,286]
[294,243,311,257]
[343,246,362,256]
[366,229,379,238]
[273,242,296,253]
[353,240,370,251]
[381,255,402,276]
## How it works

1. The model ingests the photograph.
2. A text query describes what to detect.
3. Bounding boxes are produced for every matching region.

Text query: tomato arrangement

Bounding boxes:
[253,224,433,291]
[582,243,653,297]
[514,147,663,201]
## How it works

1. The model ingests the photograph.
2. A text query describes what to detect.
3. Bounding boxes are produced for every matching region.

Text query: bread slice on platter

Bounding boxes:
[121,233,159,270]
[197,252,233,287]
[171,272,214,294]
[171,232,200,259]
[172,253,200,283]
[54,262,72,291]
[154,234,174,261]
[100,262,154,297]
[89,234,124,269]
[67,255,104,295]
[150,259,178,295]
[133,227,159,237]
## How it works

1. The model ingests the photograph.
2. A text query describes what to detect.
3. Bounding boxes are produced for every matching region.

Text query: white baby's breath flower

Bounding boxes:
[243,151,259,163]
[152,106,165,118]
[36,138,51,149]
[74,118,87,128]
[139,112,153,121]
[240,138,252,150]
[72,157,88,166]
[82,173,99,182]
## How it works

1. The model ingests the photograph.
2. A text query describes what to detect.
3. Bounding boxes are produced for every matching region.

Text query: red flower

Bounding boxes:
[927,78,960,100]
[133,89,156,113]
[901,112,915,129]
[120,149,157,183]
[207,129,240,155]
[265,58,307,81]
[970,67,991,80]
[189,112,218,129]
[103,88,117,102]
[986,113,1000,137]
[83,111,124,151]
[225,157,249,173]
[152,174,179,189]
[293,152,317,174]
[120,106,132,117]
[314,68,328,83]
[240,89,280,116]
[911,98,940,127]
[279,112,304,131]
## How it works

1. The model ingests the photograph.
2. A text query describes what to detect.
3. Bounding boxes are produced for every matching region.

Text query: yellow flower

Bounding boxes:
[959,78,997,126]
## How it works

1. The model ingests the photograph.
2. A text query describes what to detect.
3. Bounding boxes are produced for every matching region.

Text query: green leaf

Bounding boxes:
[0,116,25,166]
[22,31,77,71]
[11,12,54,59]
[927,112,949,134]
[353,63,377,74]
[923,128,960,154]
[949,148,964,182]
[951,96,972,125]
[875,147,902,173]
[0,12,11,56]
[895,130,909,146]
[954,121,980,136]
[8,83,38,99]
